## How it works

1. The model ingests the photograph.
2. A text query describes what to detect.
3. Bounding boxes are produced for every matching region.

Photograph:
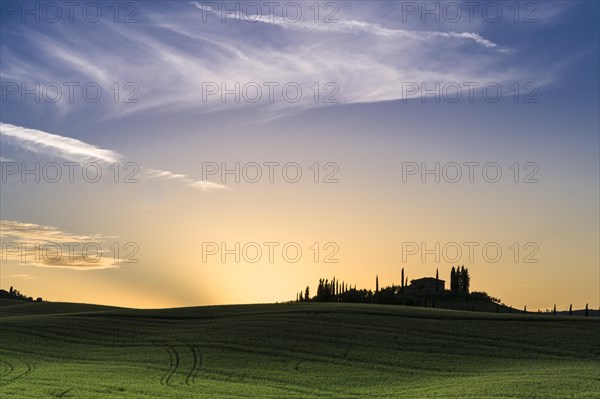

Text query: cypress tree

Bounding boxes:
[305,286,310,302]
[401,268,405,289]
[450,267,457,291]
[435,268,439,292]
[553,304,556,315]
[376,275,379,293]
[585,303,589,317]
[569,304,572,316]
[332,277,335,300]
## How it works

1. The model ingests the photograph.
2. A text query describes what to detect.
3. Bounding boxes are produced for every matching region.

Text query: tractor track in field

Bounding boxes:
[0,357,35,386]
[159,342,179,387]
[0,359,14,378]
[158,341,202,387]
[184,343,202,386]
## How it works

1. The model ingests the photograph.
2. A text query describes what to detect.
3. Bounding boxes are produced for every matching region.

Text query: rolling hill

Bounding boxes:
[1,299,598,398]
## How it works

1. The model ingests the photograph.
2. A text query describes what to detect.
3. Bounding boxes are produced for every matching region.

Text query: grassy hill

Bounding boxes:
[1,299,598,398]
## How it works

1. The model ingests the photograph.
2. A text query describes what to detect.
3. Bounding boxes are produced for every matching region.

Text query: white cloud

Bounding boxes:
[1,123,120,163]
[0,2,555,119]
[0,123,228,191]
[145,168,230,191]
[191,2,503,49]
[1,220,118,270]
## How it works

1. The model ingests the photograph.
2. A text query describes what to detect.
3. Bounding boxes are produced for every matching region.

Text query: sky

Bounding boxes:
[0,1,598,310]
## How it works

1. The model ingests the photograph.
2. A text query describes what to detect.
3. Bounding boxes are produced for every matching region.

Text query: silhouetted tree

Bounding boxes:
[299,292,304,301]
[332,277,336,300]
[585,303,589,317]
[450,267,457,291]
[401,268,405,289]
[569,304,572,316]
[305,286,310,302]
[553,304,556,315]
[462,267,470,293]
[524,305,527,314]
[376,275,379,293]
[435,268,439,292]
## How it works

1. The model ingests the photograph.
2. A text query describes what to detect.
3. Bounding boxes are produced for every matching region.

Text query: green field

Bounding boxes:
[0,300,598,398]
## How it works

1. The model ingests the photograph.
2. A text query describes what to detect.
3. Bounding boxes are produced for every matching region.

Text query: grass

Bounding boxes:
[1,300,599,398]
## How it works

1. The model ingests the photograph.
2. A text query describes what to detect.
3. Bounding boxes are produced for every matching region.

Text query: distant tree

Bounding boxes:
[569,304,572,316]
[462,267,470,293]
[375,275,379,293]
[456,265,469,292]
[332,277,336,300]
[524,305,527,314]
[299,292,304,301]
[305,286,310,302]
[435,268,439,292]
[9,286,13,294]
[296,292,299,302]
[553,304,556,315]
[450,267,457,291]
[401,268,405,288]
[585,303,589,317]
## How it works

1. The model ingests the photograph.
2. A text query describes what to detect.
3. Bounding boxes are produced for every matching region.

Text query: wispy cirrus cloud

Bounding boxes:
[1,123,120,163]
[191,2,503,49]
[1,220,118,270]
[0,123,228,191]
[0,1,560,119]
[2,274,36,279]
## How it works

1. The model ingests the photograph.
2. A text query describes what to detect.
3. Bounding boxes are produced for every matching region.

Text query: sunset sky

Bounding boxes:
[1,1,598,310]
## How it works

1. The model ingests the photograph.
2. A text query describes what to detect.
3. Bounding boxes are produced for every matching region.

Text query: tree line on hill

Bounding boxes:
[293,268,594,316]
[296,267,474,305]
[0,286,43,302]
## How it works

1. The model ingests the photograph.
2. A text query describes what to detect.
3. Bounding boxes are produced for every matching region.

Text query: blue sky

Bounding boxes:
[0,1,598,308]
